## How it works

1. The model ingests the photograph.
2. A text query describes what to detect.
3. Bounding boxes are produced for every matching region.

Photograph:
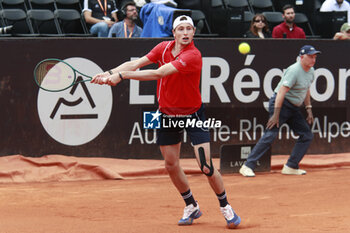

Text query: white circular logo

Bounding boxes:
[37,57,113,146]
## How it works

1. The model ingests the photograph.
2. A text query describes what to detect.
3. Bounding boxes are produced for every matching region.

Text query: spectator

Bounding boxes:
[320,0,350,24]
[333,22,350,40]
[240,45,321,177]
[83,0,119,37]
[244,14,271,38]
[272,4,306,39]
[108,1,143,38]
[139,2,175,37]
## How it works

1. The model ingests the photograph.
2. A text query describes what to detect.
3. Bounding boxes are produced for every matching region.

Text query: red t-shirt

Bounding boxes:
[272,22,306,39]
[146,40,202,116]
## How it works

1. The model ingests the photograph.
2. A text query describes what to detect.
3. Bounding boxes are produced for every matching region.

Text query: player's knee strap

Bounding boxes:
[198,147,214,177]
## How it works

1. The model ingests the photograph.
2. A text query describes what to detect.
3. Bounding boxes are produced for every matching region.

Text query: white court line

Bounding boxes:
[290,211,331,217]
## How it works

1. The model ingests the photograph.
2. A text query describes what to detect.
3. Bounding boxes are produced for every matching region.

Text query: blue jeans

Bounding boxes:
[90,22,109,37]
[245,94,313,170]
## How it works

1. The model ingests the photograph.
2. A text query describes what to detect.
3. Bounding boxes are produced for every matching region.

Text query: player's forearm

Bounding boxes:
[97,61,138,79]
[110,61,138,73]
[108,58,176,82]
[121,70,163,81]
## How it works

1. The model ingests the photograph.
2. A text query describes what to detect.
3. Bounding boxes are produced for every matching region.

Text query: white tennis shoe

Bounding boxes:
[281,164,306,175]
[178,202,202,225]
[239,164,255,177]
[220,204,241,229]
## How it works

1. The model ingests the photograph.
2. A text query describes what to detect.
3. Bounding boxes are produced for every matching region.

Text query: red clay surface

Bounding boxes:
[0,154,349,233]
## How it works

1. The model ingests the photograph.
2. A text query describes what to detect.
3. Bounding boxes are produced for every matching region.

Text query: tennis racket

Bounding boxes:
[34,58,95,92]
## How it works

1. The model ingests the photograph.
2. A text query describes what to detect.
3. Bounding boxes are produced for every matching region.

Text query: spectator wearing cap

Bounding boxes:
[240,45,321,177]
[320,0,350,24]
[333,22,350,40]
[272,4,306,39]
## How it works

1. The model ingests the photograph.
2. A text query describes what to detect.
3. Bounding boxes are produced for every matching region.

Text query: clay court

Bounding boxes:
[0,153,349,233]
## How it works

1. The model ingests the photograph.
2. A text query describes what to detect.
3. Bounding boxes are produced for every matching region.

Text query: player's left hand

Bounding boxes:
[106,73,123,86]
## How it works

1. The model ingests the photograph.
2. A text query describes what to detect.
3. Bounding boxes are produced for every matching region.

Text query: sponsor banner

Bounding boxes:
[0,38,349,158]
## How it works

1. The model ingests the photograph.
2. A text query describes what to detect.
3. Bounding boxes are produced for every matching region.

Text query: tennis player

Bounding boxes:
[91,15,241,229]
[240,45,321,177]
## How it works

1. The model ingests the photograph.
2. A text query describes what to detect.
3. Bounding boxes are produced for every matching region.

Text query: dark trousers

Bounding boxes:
[245,94,313,170]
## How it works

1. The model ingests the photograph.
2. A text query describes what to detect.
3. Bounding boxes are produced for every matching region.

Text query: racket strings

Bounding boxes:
[35,61,59,85]
[34,60,76,91]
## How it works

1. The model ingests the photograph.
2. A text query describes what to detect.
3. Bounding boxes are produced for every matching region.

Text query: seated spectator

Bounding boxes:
[272,4,306,39]
[320,0,350,24]
[244,14,271,38]
[108,1,143,38]
[83,0,119,37]
[333,22,350,40]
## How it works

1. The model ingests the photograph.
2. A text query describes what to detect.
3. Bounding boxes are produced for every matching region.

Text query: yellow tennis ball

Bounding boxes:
[238,42,251,54]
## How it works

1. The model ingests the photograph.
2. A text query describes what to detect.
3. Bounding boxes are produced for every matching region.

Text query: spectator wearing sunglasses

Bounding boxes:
[244,14,271,38]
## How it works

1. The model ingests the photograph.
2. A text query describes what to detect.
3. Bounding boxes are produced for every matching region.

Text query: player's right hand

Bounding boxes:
[91,73,109,85]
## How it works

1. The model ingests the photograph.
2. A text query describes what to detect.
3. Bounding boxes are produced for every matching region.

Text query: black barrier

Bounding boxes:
[0,38,349,158]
